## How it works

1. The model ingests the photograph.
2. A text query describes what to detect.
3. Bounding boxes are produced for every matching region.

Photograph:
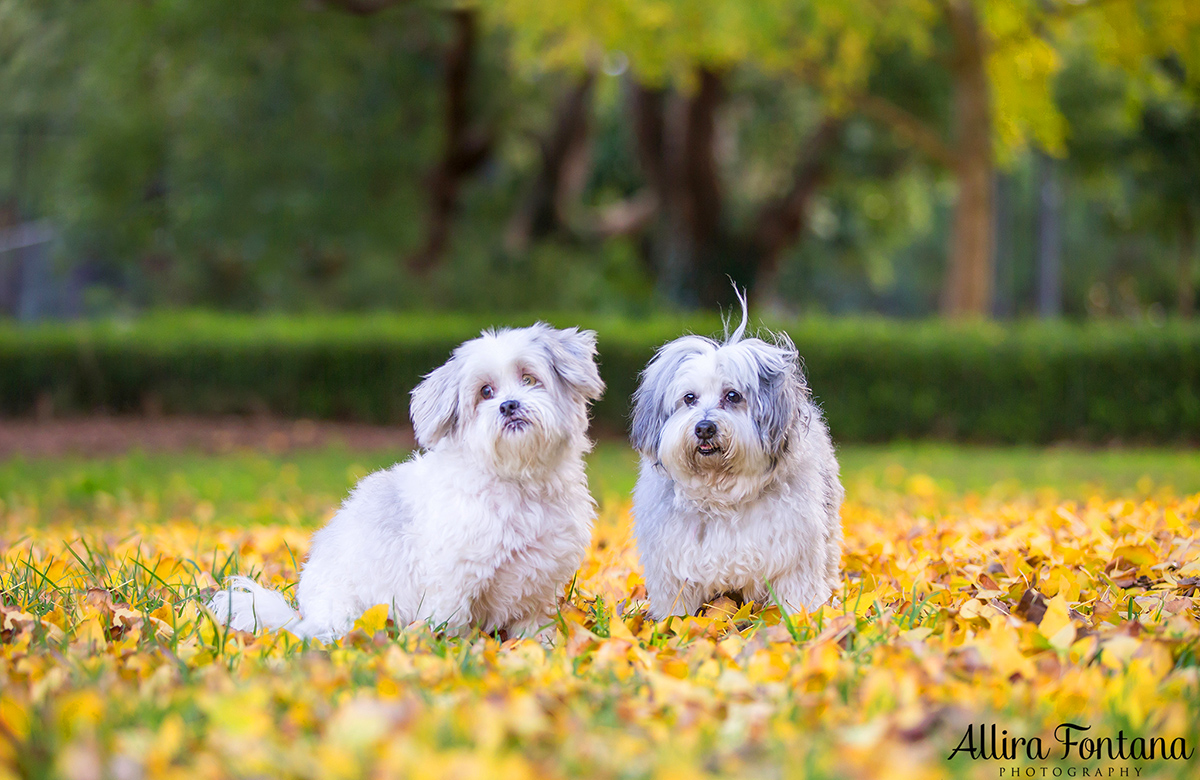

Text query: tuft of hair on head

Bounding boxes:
[722,281,750,345]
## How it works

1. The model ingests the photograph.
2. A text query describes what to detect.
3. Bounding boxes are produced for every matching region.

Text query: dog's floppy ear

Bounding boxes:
[410,353,464,449]
[750,340,807,457]
[631,337,708,457]
[535,325,605,403]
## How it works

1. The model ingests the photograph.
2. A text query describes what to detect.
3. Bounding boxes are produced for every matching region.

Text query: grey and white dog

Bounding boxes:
[630,292,843,618]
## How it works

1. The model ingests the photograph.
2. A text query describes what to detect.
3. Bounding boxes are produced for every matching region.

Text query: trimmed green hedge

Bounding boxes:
[2,313,1198,443]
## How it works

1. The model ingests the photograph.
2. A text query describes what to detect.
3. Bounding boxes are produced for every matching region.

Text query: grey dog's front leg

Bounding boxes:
[768,569,834,615]
[646,576,709,620]
[507,610,558,647]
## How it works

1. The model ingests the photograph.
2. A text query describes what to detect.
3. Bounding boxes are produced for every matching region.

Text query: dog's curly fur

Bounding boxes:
[630,292,844,618]
[208,324,604,642]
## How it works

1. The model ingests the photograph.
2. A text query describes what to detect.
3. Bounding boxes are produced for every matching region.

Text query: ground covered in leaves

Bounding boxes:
[2,448,1199,779]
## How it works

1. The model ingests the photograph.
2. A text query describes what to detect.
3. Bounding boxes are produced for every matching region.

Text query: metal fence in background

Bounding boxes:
[0,220,68,321]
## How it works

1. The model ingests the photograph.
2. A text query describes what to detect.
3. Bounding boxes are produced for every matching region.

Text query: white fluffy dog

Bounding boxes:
[630,295,843,619]
[207,324,604,642]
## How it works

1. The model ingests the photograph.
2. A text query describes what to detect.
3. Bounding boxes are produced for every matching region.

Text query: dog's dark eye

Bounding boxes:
[683,393,697,406]
[481,385,494,400]
[725,390,742,405]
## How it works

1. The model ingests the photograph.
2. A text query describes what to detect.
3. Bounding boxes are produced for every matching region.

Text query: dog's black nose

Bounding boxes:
[500,399,521,417]
[695,420,717,441]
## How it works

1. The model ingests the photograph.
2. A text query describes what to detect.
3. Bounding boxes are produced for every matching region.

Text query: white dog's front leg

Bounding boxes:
[646,576,708,620]
[507,611,558,647]
[413,587,476,635]
[294,581,365,641]
[767,570,834,615]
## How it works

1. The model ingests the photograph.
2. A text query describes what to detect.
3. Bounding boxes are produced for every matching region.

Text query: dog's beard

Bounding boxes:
[465,401,575,479]
[658,411,775,505]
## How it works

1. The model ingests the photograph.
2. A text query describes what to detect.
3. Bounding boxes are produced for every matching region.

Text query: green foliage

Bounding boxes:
[2,313,1198,443]
[797,317,1200,442]
[486,0,931,90]
[1,0,453,305]
[1,0,1197,316]
[490,0,1200,162]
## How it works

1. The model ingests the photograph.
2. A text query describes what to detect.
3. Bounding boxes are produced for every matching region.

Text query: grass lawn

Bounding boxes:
[2,441,1199,778]
[4,440,1198,520]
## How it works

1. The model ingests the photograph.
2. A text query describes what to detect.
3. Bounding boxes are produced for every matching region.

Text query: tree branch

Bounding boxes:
[319,0,406,16]
[854,93,959,169]
[408,9,493,274]
[505,70,596,252]
[628,82,667,197]
[581,189,660,239]
[751,118,843,278]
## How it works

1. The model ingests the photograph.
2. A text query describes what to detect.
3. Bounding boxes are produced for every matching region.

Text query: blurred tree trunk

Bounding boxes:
[992,172,1014,318]
[505,71,596,253]
[750,118,843,304]
[624,73,842,308]
[408,9,492,274]
[1181,209,1196,319]
[627,72,726,306]
[680,70,725,307]
[324,1,490,275]
[630,84,667,193]
[1035,149,1062,318]
[321,0,403,13]
[942,0,994,318]
[0,201,20,316]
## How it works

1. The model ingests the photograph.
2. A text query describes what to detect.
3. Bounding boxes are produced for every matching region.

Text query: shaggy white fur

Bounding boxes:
[630,292,844,618]
[207,324,604,642]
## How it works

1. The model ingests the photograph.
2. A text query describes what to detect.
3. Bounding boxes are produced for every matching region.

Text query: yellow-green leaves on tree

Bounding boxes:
[485,0,922,94]
[1080,1,1200,82]
[984,0,1066,162]
[485,0,1200,317]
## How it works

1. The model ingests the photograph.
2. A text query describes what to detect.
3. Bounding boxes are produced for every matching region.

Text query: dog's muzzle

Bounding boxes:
[500,399,529,432]
[695,420,720,455]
